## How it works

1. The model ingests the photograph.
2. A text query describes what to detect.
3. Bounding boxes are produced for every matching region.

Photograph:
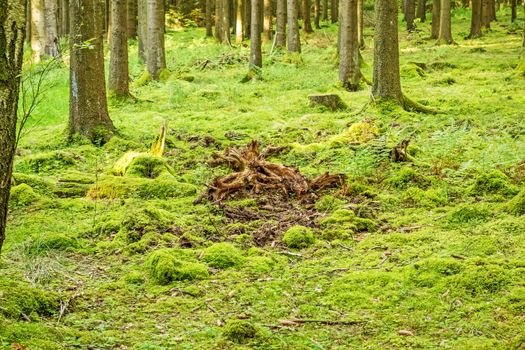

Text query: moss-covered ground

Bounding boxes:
[1,7,525,350]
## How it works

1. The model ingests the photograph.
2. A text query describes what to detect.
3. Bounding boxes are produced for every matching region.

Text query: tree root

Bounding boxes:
[402,94,438,114]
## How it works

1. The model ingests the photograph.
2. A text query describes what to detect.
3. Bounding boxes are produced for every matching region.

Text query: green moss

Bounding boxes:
[447,204,491,225]
[134,70,152,87]
[145,249,209,285]
[223,319,261,344]
[103,137,146,154]
[16,151,77,173]
[12,173,56,196]
[25,233,79,255]
[412,258,464,287]
[121,271,145,285]
[314,195,346,212]
[0,279,58,320]
[452,264,509,295]
[126,155,170,178]
[282,225,315,249]
[120,206,174,243]
[203,243,244,269]
[9,184,41,208]
[244,256,276,275]
[468,170,518,197]
[158,68,172,82]
[401,187,448,208]
[385,167,430,189]
[506,188,525,216]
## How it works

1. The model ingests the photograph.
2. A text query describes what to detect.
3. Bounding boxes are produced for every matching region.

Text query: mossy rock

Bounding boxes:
[9,184,41,208]
[16,151,78,173]
[203,243,244,269]
[223,319,261,344]
[468,170,518,197]
[145,249,209,285]
[25,233,79,255]
[282,225,315,249]
[0,279,59,320]
[505,188,525,216]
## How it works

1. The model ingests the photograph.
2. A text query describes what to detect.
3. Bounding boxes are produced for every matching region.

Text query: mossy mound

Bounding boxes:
[452,264,509,296]
[468,170,518,197]
[119,206,175,243]
[401,187,448,209]
[145,249,209,285]
[223,319,261,344]
[412,258,464,287]
[16,151,77,173]
[506,188,525,216]
[12,173,56,196]
[327,119,379,146]
[134,70,152,87]
[446,204,491,225]
[282,225,315,249]
[125,155,170,178]
[203,243,244,269]
[0,279,58,320]
[25,234,79,255]
[314,195,346,212]
[9,184,41,208]
[385,167,431,189]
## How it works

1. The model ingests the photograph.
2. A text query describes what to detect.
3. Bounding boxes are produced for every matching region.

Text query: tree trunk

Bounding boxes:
[417,0,426,21]
[339,0,361,90]
[221,0,231,44]
[109,0,130,98]
[0,0,26,254]
[263,0,272,42]
[31,0,46,63]
[287,0,301,52]
[236,0,243,42]
[60,0,69,37]
[128,0,138,38]
[215,0,224,41]
[302,0,313,32]
[372,0,402,103]
[206,0,214,36]
[322,0,328,20]
[25,0,31,43]
[138,0,147,61]
[469,0,482,38]
[430,0,440,38]
[489,0,496,21]
[510,0,516,22]
[69,0,115,143]
[146,0,167,79]
[405,0,415,31]
[481,0,490,29]
[250,0,262,71]
[314,0,321,28]
[437,0,452,44]
[276,0,286,47]
[331,0,338,22]
[244,0,251,38]
[357,0,364,47]
[44,0,61,58]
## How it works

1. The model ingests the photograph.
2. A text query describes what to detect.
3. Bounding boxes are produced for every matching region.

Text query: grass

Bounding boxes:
[1,6,525,350]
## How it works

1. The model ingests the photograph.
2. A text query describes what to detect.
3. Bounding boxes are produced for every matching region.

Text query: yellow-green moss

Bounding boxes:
[385,167,430,189]
[145,249,209,285]
[203,243,244,269]
[25,233,79,255]
[16,151,77,173]
[125,155,170,178]
[282,225,315,249]
[0,279,58,320]
[506,188,525,216]
[9,184,41,208]
[223,319,261,344]
[468,170,518,197]
[314,195,346,212]
[134,69,152,87]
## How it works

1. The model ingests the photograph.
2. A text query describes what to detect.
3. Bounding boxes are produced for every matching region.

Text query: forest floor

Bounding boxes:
[1,8,525,350]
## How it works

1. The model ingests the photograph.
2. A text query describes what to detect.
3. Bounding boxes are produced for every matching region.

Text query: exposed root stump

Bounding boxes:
[308,94,347,111]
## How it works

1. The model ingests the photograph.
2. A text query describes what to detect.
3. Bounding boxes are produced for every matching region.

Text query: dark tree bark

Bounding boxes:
[510,0,516,22]
[357,0,364,47]
[60,0,69,37]
[109,0,130,98]
[488,0,495,21]
[372,0,402,103]
[263,0,272,42]
[430,0,440,38]
[331,0,338,23]
[243,0,251,38]
[137,0,146,61]
[405,0,415,31]
[437,0,453,44]
[236,0,243,42]
[339,0,361,90]
[469,0,482,38]
[302,0,313,32]
[417,0,426,21]
[0,0,26,254]
[146,0,167,79]
[287,0,301,52]
[31,0,45,62]
[215,0,224,41]
[314,0,321,28]
[250,0,262,71]
[69,0,115,143]
[276,0,286,47]
[206,0,214,37]
[25,0,31,43]
[44,0,60,57]
[322,0,328,20]
[128,0,138,38]
[481,0,490,29]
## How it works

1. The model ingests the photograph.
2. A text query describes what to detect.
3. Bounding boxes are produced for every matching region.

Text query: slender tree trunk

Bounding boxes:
[417,0,426,21]
[146,0,167,79]
[489,0,496,21]
[206,0,214,36]
[339,0,361,90]
[25,0,32,43]
[0,0,26,254]
[60,0,69,37]
[431,0,440,38]
[44,0,61,57]
[287,0,301,52]
[236,0,243,42]
[69,0,115,143]
[31,0,46,63]
[276,0,286,47]
[221,0,231,44]
[109,0,130,98]
[331,0,338,22]
[322,0,328,19]
[302,0,313,32]
[314,0,321,28]
[357,0,364,47]
[437,0,452,44]
[263,0,272,42]
[244,0,251,38]
[372,0,402,103]
[128,0,138,38]
[469,0,482,38]
[405,0,415,31]
[481,0,491,29]
[250,0,262,71]
[215,0,224,41]
[138,0,147,61]
[510,0,516,22]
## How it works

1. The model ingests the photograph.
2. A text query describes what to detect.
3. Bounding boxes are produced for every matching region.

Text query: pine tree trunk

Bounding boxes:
[339,0,361,90]
[244,0,251,38]
[138,0,147,61]
[215,0,224,41]
[431,0,440,38]
[60,0,69,37]
[25,0,31,43]
[276,0,286,47]
[146,0,167,79]
[302,0,313,32]
[69,0,115,143]
[128,0,138,38]
[287,0,301,52]
[481,0,490,29]
[0,0,26,254]
[221,0,231,44]
[405,0,415,31]
[322,0,328,20]
[31,0,46,63]
[469,0,482,38]
[250,0,262,70]
[417,0,426,21]
[236,0,243,42]
[314,0,321,28]
[437,0,452,44]
[357,0,364,47]
[331,0,338,22]
[44,0,61,57]
[489,0,496,21]
[372,0,402,103]
[263,0,272,42]
[206,0,214,36]
[109,0,130,98]
[510,0,516,22]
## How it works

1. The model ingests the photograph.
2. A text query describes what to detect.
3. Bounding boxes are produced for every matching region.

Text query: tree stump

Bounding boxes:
[308,94,347,111]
